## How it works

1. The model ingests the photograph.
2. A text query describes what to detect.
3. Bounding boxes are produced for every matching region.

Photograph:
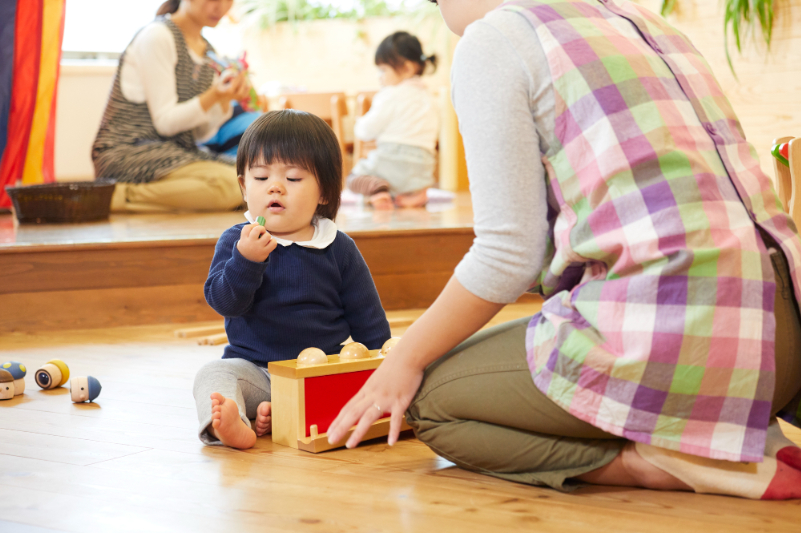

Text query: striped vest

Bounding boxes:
[92,17,228,184]
[506,0,801,461]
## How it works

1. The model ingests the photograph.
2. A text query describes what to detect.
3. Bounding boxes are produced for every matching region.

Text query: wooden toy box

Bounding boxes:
[268,350,411,453]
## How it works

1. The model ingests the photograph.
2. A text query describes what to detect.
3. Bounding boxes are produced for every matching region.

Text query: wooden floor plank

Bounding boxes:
[0,519,67,533]
[0,429,150,466]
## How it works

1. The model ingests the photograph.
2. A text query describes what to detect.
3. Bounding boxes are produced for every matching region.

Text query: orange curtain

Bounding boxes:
[0,0,66,209]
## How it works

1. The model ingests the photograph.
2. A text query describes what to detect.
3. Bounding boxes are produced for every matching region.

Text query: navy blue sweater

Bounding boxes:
[205,224,391,366]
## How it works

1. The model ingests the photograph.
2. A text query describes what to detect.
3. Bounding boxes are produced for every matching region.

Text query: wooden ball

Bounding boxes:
[380,337,401,356]
[0,369,15,400]
[297,348,328,366]
[339,342,370,360]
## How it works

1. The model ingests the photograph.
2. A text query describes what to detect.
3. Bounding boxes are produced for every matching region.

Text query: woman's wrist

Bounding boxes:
[199,88,221,113]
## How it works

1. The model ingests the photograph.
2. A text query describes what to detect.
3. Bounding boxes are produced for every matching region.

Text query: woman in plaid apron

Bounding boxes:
[329,1,801,499]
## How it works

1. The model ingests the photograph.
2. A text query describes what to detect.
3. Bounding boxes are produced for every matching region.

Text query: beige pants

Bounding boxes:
[111,161,243,213]
[406,250,801,492]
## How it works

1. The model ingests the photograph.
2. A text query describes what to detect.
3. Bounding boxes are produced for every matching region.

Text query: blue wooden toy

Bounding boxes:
[1,361,26,395]
[70,376,102,403]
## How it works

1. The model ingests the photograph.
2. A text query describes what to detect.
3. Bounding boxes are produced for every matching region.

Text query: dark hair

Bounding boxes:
[156,0,180,16]
[375,31,437,76]
[237,110,342,221]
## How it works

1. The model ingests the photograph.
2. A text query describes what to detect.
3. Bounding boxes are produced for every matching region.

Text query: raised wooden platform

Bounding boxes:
[0,195,486,332]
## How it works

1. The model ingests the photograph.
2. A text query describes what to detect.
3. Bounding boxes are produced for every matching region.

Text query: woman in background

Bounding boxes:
[93,0,249,212]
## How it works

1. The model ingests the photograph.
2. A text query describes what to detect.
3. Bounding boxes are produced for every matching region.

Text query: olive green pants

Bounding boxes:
[111,161,243,213]
[406,251,801,491]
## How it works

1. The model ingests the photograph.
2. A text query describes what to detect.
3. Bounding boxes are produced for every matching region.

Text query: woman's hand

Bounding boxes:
[327,276,506,449]
[199,71,250,113]
[327,348,424,448]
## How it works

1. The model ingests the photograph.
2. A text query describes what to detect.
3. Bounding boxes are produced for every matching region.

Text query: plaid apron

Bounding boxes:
[505,0,801,461]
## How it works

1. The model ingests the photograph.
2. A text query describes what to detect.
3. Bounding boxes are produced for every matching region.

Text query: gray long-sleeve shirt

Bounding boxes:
[452,10,557,304]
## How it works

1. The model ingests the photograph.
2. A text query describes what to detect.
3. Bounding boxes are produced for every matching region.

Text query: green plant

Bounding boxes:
[658,0,779,76]
[659,0,678,17]
[239,0,431,29]
[723,0,776,74]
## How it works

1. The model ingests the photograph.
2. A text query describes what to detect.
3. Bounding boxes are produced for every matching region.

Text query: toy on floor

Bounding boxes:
[70,376,102,403]
[0,370,15,399]
[1,361,26,395]
[268,338,411,453]
[35,359,70,390]
[207,51,262,112]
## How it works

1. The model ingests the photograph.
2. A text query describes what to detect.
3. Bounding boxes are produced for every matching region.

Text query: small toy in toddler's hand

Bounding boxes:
[208,51,263,112]
[70,376,102,403]
[256,216,266,227]
[35,359,70,390]
[1,361,26,395]
[773,142,790,167]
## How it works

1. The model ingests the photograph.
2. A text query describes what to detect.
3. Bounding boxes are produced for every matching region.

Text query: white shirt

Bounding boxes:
[120,20,232,142]
[353,77,439,152]
[451,10,551,304]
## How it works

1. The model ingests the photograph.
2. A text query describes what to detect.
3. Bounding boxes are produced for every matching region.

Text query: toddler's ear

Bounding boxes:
[238,175,247,200]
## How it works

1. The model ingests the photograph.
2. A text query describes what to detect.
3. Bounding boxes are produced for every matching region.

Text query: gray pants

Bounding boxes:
[406,317,625,492]
[192,358,272,445]
[349,142,436,195]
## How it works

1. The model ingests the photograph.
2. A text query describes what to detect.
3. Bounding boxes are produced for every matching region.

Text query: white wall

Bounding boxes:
[54,63,115,180]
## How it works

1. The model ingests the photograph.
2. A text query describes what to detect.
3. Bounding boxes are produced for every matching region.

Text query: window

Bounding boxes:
[61,0,241,59]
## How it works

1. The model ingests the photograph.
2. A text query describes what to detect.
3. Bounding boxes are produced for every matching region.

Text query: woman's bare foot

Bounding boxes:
[369,191,394,210]
[210,392,256,449]
[255,401,272,436]
[577,442,692,491]
[395,189,428,208]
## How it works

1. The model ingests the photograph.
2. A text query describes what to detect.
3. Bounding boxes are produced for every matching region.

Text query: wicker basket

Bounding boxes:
[5,180,116,224]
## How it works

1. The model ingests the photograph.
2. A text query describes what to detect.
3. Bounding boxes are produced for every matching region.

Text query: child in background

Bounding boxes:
[348,31,440,210]
[194,110,391,449]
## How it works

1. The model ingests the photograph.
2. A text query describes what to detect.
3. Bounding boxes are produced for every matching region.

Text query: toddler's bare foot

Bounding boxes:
[369,191,394,210]
[395,189,428,208]
[255,401,272,436]
[210,392,256,449]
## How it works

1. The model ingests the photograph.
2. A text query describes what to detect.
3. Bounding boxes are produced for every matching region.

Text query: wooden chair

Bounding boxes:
[773,136,801,227]
[353,91,378,164]
[277,92,348,178]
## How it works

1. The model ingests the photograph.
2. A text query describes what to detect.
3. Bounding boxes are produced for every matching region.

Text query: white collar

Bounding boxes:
[243,211,337,249]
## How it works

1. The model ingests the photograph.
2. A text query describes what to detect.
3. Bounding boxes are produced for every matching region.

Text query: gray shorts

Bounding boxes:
[350,142,436,195]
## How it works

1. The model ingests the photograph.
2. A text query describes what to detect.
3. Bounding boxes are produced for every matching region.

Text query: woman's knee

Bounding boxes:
[195,164,242,210]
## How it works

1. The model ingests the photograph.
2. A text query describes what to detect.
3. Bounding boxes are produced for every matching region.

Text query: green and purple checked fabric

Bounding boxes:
[503,0,801,462]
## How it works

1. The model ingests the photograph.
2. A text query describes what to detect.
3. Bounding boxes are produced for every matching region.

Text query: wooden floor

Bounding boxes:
[2,304,801,532]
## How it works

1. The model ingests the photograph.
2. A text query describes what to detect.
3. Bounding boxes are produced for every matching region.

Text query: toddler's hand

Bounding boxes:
[236,223,278,263]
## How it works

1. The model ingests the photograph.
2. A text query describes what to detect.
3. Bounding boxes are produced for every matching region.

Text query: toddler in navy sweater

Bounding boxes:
[194,110,391,449]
